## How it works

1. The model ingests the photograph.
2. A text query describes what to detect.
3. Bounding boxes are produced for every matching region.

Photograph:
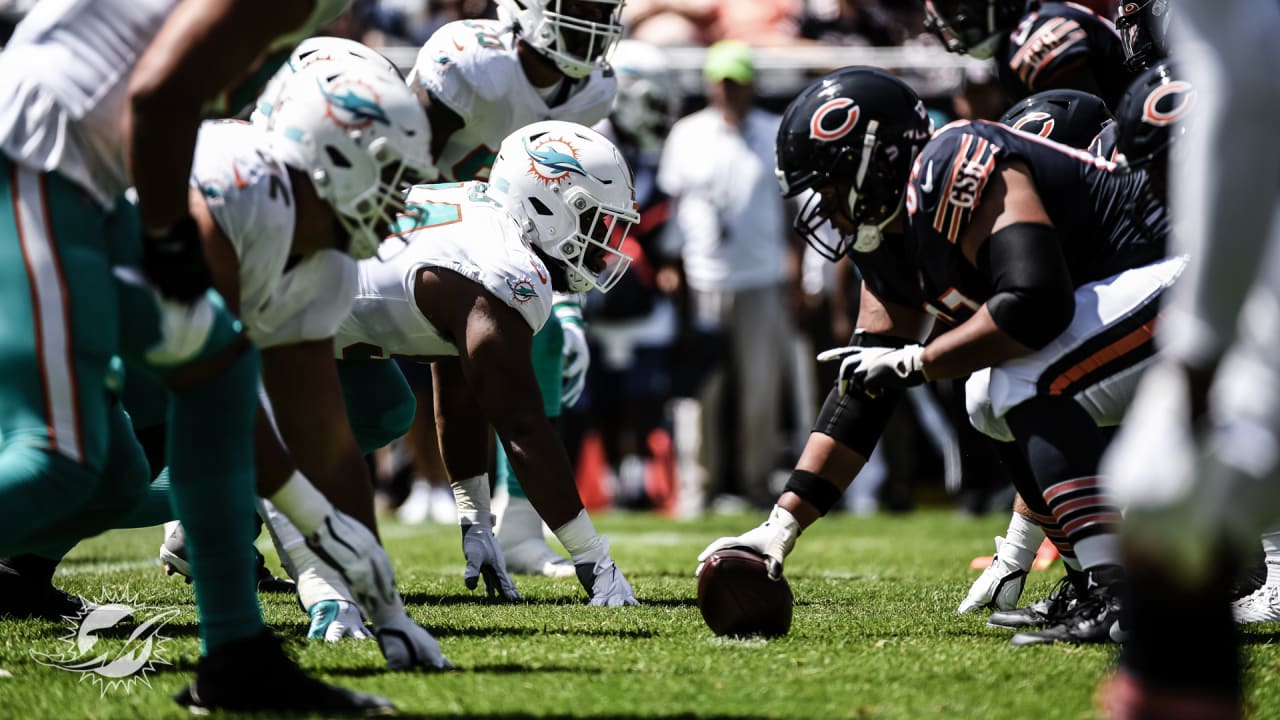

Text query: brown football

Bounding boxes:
[697,547,793,638]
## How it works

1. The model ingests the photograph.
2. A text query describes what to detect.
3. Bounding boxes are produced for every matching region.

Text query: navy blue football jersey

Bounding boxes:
[997,2,1135,109]
[883,119,1168,327]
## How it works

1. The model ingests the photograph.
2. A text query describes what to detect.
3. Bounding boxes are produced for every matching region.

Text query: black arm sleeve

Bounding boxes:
[976,222,1075,350]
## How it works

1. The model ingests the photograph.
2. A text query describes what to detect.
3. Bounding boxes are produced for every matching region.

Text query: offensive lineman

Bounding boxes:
[701,67,1178,646]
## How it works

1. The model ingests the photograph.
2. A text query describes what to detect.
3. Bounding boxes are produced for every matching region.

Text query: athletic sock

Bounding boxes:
[999,512,1042,571]
[166,347,264,655]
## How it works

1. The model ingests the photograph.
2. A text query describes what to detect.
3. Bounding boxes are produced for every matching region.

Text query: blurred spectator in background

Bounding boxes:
[623,0,717,45]
[713,0,802,45]
[659,41,798,510]
[798,0,900,46]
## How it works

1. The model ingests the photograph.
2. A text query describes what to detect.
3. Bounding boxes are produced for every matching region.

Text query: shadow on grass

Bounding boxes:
[389,714,773,720]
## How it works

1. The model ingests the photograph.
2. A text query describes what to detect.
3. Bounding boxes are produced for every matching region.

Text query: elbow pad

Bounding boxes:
[978,223,1075,350]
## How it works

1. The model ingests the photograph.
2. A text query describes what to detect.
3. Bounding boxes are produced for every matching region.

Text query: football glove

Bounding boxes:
[696,505,801,581]
[307,599,373,642]
[140,215,213,304]
[461,515,522,601]
[818,344,927,397]
[956,537,1030,614]
[571,537,639,607]
[374,611,454,672]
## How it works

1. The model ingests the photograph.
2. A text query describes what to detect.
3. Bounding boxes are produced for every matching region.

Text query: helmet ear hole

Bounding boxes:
[324,146,353,169]
[529,197,556,216]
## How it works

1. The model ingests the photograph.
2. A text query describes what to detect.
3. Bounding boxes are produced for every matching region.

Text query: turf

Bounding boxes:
[2,510,1278,719]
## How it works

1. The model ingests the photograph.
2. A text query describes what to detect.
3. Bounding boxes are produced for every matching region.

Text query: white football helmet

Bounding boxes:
[263,61,434,260]
[497,0,624,79]
[251,37,403,127]
[489,120,639,293]
[608,40,677,153]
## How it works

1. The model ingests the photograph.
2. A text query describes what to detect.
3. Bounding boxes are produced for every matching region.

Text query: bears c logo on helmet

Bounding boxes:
[809,98,860,142]
[1011,111,1056,139]
[1142,80,1196,126]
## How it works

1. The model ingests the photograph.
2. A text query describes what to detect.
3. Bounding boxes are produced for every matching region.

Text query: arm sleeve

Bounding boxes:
[977,222,1076,350]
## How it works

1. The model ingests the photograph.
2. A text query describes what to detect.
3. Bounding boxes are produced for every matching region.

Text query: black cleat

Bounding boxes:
[987,573,1082,629]
[0,554,97,621]
[255,550,296,595]
[173,629,396,716]
[1010,566,1124,646]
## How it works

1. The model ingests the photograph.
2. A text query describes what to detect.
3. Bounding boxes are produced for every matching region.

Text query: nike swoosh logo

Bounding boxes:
[232,164,249,189]
[452,37,465,52]
[919,161,935,194]
[531,259,547,284]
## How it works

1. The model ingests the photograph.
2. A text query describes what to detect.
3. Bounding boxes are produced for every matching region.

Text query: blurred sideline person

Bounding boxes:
[0,0,399,713]
[1099,0,1280,715]
[331,121,641,606]
[400,0,625,577]
[701,66,1177,647]
[659,40,798,510]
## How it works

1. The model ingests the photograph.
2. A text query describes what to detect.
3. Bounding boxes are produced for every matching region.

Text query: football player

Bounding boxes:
[957,87,1113,617]
[332,120,641,606]
[0,0,396,713]
[701,66,1179,646]
[924,0,1137,108]
[399,0,625,579]
[1098,0,1280,713]
[1088,0,1175,161]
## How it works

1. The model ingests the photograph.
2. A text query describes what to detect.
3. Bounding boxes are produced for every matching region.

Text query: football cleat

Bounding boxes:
[958,536,1029,614]
[1231,569,1280,624]
[0,555,97,621]
[1010,566,1124,646]
[173,629,395,715]
[987,573,1082,629]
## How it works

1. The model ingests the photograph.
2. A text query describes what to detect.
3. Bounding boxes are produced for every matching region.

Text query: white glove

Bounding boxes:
[559,307,590,408]
[956,537,1030,614]
[307,599,373,641]
[571,537,639,607]
[374,611,454,672]
[697,505,801,581]
[461,515,522,601]
[817,343,927,397]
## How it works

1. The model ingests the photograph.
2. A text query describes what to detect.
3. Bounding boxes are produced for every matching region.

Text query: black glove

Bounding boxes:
[140,215,212,304]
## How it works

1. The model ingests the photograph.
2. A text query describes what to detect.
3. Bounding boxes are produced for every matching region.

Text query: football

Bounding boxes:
[697,547,794,638]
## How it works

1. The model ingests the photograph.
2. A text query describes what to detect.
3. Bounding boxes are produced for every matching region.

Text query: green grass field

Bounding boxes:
[2,510,1278,719]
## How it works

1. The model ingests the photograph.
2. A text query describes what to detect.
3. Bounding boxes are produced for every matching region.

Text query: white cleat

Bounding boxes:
[957,537,1029,614]
[1232,577,1280,624]
[501,537,576,578]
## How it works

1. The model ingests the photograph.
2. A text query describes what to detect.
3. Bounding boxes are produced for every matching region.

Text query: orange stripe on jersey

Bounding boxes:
[934,134,972,234]
[1047,319,1156,396]
[11,163,57,453]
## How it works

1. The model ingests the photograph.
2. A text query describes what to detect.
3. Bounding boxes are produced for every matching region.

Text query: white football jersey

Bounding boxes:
[408,19,617,181]
[190,121,356,349]
[334,182,553,360]
[0,0,348,208]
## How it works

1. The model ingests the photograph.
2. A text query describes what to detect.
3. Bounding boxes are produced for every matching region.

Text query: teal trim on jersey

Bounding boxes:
[496,313,565,498]
[336,358,416,454]
[392,198,463,235]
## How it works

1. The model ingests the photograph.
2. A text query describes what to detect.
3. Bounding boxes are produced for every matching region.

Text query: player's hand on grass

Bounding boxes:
[696,505,801,581]
[460,515,522,601]
[307,599,373,642]
[306,510,400,613]
[374,611,454,672]
[571,537,640,607]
